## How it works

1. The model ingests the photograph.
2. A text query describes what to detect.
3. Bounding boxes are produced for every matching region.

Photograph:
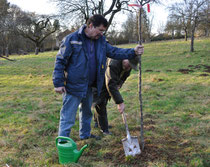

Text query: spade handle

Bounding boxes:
[121,110,131,141]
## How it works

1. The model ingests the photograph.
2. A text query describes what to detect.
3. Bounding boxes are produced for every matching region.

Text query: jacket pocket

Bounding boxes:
[68,46,82,65]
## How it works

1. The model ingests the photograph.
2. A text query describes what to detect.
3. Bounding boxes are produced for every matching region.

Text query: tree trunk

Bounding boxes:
[5,46,9,57]
[35,42,40,55]
[191,27,195,52]
[35,47,39,55]
[172,28,174,40]
[0,47,3,56]
[185,29,188,41]
[205,28,209,37]
[51,45,54,51]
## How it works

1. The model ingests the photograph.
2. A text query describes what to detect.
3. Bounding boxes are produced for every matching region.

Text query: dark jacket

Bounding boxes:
[53,25,135,98]
[105,58,131,104]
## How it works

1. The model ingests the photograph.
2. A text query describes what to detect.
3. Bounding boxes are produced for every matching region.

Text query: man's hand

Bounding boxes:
[117,103,125,114]
[54,87,66,94]
[134,45,144,56]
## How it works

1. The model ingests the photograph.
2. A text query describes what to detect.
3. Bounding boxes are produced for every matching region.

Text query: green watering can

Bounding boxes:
[56,136,88,164]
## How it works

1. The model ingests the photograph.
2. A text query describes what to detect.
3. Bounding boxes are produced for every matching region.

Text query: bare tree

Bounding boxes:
[137,8,154,42]
[168,1,192,41]
[169,0,207,52]
[188,0,207,52]
[197,0,210,36]
[0,0,10,57]
[0,0,9,20]
[156,21,165,35]
[51,0,134,32]
[106,21,120,45]
[14,13,60,55]
[4,5,35,55]
[122,12,138,43]
[165,19,176,39]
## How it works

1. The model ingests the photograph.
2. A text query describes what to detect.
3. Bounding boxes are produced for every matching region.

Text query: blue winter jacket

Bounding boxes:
[53,25,136,98]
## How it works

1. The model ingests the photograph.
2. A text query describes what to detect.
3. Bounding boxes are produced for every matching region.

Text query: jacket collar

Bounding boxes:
[78,24,86,35]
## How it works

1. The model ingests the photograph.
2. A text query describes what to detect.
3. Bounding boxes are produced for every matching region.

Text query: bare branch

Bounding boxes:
[0,55,15,61]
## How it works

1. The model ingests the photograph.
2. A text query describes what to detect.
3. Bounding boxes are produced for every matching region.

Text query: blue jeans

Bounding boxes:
[58,87,93,139]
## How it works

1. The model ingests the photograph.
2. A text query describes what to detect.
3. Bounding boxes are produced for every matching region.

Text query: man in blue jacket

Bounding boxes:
[53,14,144,140]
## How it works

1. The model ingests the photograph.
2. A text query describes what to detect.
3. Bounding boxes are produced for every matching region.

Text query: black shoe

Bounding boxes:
[100,130,112,135]
[81,134,101,140]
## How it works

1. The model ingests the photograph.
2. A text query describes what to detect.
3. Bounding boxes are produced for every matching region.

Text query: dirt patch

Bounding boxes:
[188,64,210,73]
[178,69,194,74]
[166,69,172,72]
[112,141,184,166]
[194,64,204,69]
[152,78,164,82]
[199,74,209,77]
[145,70,153,72]
[103,152,113,160]
[178,64,210,74]
[144,119,156,125]
[144,114,157,119]
[145,125,155,131]
[203,65,210,73]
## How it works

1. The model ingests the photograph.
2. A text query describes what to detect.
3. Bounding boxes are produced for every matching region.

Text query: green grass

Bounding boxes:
[0,38,210,166]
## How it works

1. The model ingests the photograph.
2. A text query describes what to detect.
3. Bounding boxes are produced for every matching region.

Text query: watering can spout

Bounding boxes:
[75,144,88,162]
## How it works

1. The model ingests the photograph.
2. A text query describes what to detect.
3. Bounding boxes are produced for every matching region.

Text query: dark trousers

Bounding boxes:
[92,85,110,132]
[94,96,109,131]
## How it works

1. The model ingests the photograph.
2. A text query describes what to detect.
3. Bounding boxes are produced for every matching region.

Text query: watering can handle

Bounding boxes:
[56,136,75,146]
[121,110,131,140]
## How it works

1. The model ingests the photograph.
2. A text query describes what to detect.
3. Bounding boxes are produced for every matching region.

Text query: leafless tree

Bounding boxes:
[168,1,192,41]
[122,12,138,43]
[168,0,208,52]
[0,0,10,57]
[197,0,210,36]
[106,21,120,45]
[165,19,176,39]
[142,8,153,42]
[0,0,9,20]
[14,12,60,55]
[51,0,134,32]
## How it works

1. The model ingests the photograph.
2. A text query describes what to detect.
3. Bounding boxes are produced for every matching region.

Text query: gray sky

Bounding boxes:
[7,0,182,34]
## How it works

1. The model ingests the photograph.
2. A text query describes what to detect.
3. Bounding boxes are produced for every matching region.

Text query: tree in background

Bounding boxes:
[168,1,192,41]
[197,0,210,36]
[165,18,176,40]
[0,0,10,57]
[186,0,208,52]
[141,8,153,42]
[168,0,208,52]
[0,1,60,57]
[122,12,138,43]
[0,0,9,32]
[106,21,120,45]
[14,12,60,55]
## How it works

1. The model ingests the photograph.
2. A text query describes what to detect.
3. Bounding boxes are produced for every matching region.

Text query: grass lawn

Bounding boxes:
[0,38,209,167]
